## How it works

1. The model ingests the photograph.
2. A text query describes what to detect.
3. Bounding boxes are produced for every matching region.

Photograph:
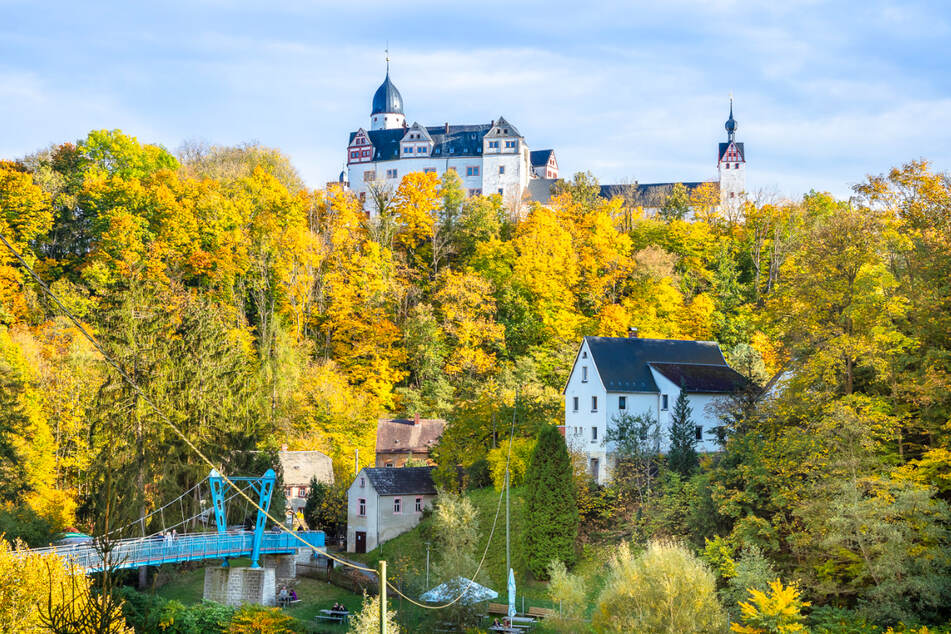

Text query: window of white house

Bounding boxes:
[359,477,365,488]
[467,188,482,196]
[393,497,401,514]
[364,171,375,182]
[724,163,729,169]
[591,396,598,412]
[359,192,366,202]
[358,498,366,516]
[695,425,703,441]
[489,141,499,149]
[619,396,627,410]
[350,151,358,159]
[423,168,436,174]
[467,166,480,177]
[505,141,516,149]
[386,169,398,179]
[404,146,413,153]
[298,487,307,497]
[735,163,739,168]
[498,188,503,195]
[661,394,669,411]
[415,497,423,512]
[572,396,579,412]
[498,165,505,174]
[581,366,588,382]
[582,351,587,358]
[418,146,427,154]
[591,426,598,442]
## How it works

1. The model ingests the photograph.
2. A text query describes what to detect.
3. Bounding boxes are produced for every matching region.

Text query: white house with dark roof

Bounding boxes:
[344,64,558,214]
[563,332,748,484]
[346,466,437,554]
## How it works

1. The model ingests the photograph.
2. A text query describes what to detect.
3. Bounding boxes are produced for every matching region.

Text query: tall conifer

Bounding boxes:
[524,425,578,578]
[667,388,699,476]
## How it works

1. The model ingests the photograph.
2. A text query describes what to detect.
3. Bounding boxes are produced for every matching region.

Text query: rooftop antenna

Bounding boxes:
[385,41,390,74]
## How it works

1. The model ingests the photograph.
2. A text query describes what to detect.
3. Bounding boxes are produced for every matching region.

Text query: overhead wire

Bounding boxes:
[0,231,520,605]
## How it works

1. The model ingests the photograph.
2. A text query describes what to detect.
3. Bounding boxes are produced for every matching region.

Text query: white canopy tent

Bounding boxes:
[420,577,498,605]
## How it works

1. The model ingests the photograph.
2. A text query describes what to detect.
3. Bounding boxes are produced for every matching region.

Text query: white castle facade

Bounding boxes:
[344,66,558,214]
[342,66,745,215]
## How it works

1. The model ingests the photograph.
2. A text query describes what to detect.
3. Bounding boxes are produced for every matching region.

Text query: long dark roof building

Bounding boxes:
[362,466,437,496]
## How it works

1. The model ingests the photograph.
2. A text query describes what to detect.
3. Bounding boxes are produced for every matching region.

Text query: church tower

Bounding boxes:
[370,59,405,131]
[717,98,745,210]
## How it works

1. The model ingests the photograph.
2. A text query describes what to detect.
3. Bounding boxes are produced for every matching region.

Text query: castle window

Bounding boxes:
[731,192,736,198]
[359,192,366,202]
[467,188,482,196]
[423,168,436,174]
[498,188,503,195]
[404,146,413,154]
[350,151,358,159]
[466,166,480,177]
[735,163,739,169]
[505,141,516,149]
[386,169,398,179]
[489,141,499,149]
[362,150,370,157]
[418,146,427,154]
[498,165,505,175]
[364,171,375,182]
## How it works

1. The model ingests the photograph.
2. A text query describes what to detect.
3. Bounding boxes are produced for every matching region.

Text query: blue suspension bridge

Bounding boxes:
[26,469,325,574]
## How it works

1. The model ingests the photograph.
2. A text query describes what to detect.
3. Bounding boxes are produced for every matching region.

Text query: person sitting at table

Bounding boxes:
[288,588,297,601]
[492,618,501,628]
[277,587,288,606]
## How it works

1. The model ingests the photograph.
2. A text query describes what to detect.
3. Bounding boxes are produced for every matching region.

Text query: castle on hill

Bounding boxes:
[341,64,745,215]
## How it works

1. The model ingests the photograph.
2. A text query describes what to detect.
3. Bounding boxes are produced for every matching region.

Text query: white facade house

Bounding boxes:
[563,334,748,484]
[346,466,437,554]
[345,67,557,215]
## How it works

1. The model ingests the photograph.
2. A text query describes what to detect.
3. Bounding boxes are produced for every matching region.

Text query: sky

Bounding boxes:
[2,0,950,199]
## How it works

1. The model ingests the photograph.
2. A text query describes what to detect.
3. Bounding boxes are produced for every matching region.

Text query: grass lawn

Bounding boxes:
[154,558,364,633]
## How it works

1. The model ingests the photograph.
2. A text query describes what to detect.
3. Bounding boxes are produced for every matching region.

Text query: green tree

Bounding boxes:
[524,425,579,578]
[593,540,726,633]
[668,388,699,476]
[660,183,691,221]
[606,411,661,505]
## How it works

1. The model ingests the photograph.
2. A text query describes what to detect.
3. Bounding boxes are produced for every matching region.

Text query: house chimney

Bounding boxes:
[444,122,449,134]
[413,412,420,425]
[628,327,639,338]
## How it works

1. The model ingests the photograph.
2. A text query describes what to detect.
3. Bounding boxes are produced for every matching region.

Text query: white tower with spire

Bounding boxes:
[717,97,746,212]
[370,54,405,131]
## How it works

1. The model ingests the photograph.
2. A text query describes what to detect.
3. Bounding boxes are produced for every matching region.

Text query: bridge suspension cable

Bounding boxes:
[1,231,519,609]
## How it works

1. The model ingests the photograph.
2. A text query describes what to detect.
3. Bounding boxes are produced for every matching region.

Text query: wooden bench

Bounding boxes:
[527,606,556,619]
[488,603,509,616]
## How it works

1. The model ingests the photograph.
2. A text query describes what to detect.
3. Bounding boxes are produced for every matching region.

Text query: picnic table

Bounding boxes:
[315,609,350,625]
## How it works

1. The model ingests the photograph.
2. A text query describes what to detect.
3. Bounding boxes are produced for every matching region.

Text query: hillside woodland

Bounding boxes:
[1,130,951,630]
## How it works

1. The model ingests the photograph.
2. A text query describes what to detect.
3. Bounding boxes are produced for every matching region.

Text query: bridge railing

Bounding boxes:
[27,530,325,572]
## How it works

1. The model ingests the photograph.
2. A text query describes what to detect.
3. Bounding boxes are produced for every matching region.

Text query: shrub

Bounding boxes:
[592,540,726,633]
[465,459,492,490]
[721,547,776,617]
[730,579,809,634]
[228,605,297,633]
[349,592,400,634]
[487,437,535,490]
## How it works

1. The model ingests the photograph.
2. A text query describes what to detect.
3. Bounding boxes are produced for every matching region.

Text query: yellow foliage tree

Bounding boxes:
[731,579,810,634]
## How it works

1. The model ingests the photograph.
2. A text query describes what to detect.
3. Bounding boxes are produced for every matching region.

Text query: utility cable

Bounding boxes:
[0,232,374,574]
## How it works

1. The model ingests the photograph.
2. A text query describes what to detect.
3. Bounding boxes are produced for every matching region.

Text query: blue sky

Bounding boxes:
[2,0,949,199]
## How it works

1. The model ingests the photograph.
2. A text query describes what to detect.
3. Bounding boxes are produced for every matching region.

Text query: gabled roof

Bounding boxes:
[362,466,437,496]
[484,116,522,138]
[718,141,745,162]
[400,122,433,144]
[530,149,554,167]
[278,450,334,487]
[349,123,494,161]
[648,362,749,393]
[376,418,445,454]
[527,177,558,204]
[581,336,728,393]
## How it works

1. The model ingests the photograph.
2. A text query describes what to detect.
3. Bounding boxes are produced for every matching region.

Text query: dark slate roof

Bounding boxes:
[376,418,445,454]
[371,72,403,115]
[599,182,715,207]
[349,123,494,161]
[363,467,437,496]
[530,150,554,167]
[718,142,745,162]
[583,336,728,393]
[648,363,749,393]
[527,178,558,204]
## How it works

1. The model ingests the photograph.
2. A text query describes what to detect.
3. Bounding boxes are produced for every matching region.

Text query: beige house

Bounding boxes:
[346,467,437,554]
[375,415,445,467]
[278,450,334,515]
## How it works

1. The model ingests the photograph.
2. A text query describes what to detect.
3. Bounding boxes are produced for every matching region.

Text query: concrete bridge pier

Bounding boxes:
[203,566,276,607]
[262,553,297,581]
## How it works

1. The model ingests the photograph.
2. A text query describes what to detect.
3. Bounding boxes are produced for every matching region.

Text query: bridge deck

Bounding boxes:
[30,531,325,573]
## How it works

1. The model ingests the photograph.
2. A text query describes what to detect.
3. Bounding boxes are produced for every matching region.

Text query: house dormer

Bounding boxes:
[348,128,374,164]
[483,116,522,154]
[400,123,434,159]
